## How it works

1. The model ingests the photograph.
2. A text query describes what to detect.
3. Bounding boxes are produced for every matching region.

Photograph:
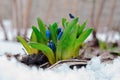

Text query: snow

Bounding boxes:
[0,41,25,55]
[0,20,15,41]
[96,31,120,43]
[0,56,120,80]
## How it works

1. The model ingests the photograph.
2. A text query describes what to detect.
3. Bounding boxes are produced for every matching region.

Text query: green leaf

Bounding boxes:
[61,17,79,41]
[29,42,55,64]
[37,18,47,42]
[30,31,39,53]
[63,24,78,49]
[49,22,58,44]
[56,43,62,61]
[62,18,67,28]
[59,18,79,50]
[75,28,93,48]
[56,19,79,61]
[30,31,37,42]
[98,40,107,50]
[70,24,79,40]
[61,24,79,59]
[32,26,46,44]
[37,18,46,35]
[64,21,69,29]
[17,36,32,54]
[77,21,87,37]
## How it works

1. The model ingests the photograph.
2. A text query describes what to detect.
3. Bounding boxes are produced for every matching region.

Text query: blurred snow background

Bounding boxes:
[0,20,25,55]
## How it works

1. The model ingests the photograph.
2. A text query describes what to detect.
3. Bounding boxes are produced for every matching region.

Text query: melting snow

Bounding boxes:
[0,57,120,80]
[0,41,25,55]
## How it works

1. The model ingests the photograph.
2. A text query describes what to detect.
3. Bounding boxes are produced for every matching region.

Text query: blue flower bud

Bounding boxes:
[69,13,75,19]
[57,31,63,40]
[58,28,62,34]
[48,41,56,52]
[46,30,50,39]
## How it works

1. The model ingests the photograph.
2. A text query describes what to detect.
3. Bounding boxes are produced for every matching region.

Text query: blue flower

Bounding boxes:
[69,13,75,19]
[48,40,56,52]
[57,31,63,40]
[46,30,50,39]
[58,28,62,34]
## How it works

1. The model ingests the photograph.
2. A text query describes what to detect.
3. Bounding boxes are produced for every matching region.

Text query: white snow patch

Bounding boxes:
[96,32,120,43]
[82,31,120,43]
[0,41,25,55]
[0,57,120,80]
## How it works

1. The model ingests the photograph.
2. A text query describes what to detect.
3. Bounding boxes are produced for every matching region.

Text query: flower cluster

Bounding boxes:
[17,17,93,64]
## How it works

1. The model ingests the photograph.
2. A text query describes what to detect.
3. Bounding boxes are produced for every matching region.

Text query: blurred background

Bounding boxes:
[0,0,120,41]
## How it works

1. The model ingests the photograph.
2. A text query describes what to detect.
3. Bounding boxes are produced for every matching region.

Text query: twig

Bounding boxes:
[107,0,116,28]
[17,0,22,36]
[45,0,55,23]
[90,0,97,40]
[48,59,87,69]
[95,0,106,28]
[105,0,116,42]
[23,0,32,37]
[90,0,96,28]
[12,0,18,38]
[0,20,8,40]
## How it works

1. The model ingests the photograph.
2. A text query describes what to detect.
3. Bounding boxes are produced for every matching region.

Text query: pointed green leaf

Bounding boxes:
[30,31,39,53]
[62,18,67,28]
[78,21,87,35]
[56,21,79,61]
[56,43,62,62]
[32,26,45,44]
[61,17,79,41]
[17,36,32,54]
[49,22,58,44]
[75,27,93,48]
[61,24,79,59]
[59,18,79,50]
[37,18,46,35]
[29,42,55,64]
[64,21,69,29]
[30,31,37,42]
[37,18,47,42]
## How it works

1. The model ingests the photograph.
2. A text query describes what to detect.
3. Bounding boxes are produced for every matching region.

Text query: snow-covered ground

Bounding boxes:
[0,56,120,80]
[0,41,24,55]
